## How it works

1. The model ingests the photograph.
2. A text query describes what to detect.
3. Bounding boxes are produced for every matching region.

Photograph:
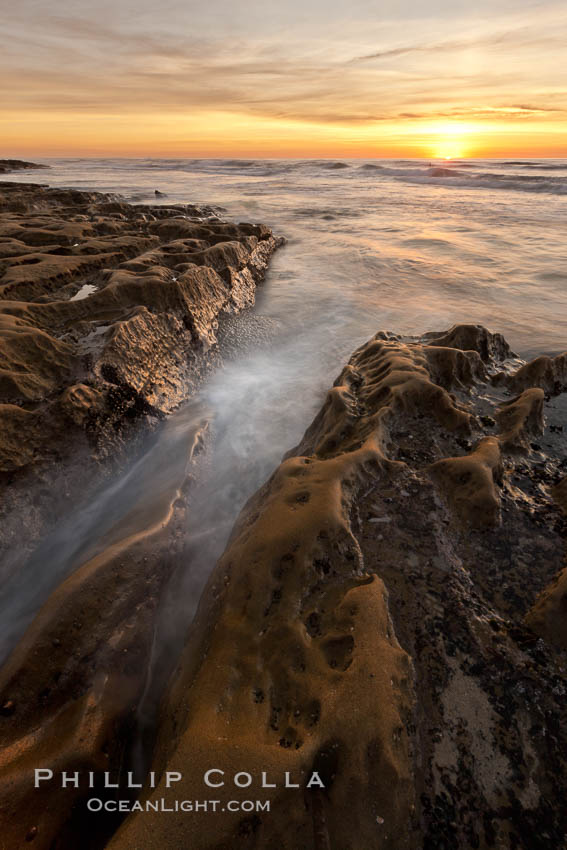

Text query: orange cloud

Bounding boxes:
[1,1,566,157]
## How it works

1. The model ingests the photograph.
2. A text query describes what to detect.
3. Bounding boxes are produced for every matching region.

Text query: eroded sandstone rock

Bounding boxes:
[0,181,282,473]
[525,475,567,652]
[111,324,567,850]
[0,180,283,848]
[0,395,212,849]
[0,180,283,581]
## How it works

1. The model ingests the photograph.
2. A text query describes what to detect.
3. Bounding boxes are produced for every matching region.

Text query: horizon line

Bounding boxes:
[3,154,567,161]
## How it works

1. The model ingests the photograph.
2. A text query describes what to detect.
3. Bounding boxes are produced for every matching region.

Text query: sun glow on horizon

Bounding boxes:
[425,122,474,160]
[1,109,566,160]
[2,0,567,159]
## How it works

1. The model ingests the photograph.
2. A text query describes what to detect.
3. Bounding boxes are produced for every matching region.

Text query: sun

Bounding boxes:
[436,145,463,161]
[434,141,465,160]
[428,121,472,160]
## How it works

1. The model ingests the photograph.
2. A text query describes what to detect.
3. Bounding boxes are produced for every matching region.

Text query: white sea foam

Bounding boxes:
[2,154,566,695]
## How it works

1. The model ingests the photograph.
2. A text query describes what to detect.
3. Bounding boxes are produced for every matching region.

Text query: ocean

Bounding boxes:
[1,156,566,662]
[15,156,567,362]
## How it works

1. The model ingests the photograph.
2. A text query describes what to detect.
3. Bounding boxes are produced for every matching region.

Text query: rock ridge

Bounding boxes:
[0,180,283,572]
[0,160,48,174]
[0,179,283,850]
[110,323,567,850]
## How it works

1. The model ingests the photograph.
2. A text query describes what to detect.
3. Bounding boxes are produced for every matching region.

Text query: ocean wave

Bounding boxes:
[359,163,469,177]
[292,206,361,218]
[357,163,567,195]
[432,172,567,194]
[136,159,357,178]
[428,167,466,177]
[359,160,477,172]
[501,161,567,171]
[222,160,259,168]
[359,164,461,178]
[123,157,567,192]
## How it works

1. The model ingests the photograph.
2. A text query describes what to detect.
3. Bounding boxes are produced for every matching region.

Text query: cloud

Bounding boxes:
[1,3,566,132]
[347,25,567,63]
[349,39,473,63]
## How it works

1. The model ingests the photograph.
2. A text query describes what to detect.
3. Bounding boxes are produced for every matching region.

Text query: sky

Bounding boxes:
[2,0,567,158]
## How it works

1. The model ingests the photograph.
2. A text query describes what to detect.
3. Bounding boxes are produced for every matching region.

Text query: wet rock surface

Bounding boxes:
[0,179,565,849]
[0,180,283,849]
[0,404,210,850]
[110,324,567,850]
[0,180,283,572]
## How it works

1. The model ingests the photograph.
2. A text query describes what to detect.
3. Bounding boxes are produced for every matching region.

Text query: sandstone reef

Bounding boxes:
[110,324,567,850]
[0,172,566,850]
[0,178,283,570]
[0,178,283,849]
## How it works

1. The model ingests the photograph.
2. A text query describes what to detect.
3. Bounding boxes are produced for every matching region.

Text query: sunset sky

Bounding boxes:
[2,0,567,158]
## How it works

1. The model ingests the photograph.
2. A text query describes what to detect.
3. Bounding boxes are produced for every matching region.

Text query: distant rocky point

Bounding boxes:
[0,159,48,173]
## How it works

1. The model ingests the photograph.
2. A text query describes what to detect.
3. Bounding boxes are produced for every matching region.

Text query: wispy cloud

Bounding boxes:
[1,0,567,154]
[348,25,567,64]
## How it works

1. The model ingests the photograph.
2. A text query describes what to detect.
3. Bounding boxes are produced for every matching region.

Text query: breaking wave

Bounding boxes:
[61,155,567,195]
[356,163,567,195]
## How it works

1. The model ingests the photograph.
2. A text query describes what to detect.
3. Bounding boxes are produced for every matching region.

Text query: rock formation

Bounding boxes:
[0,177,565,850]
[0,180,283,849]
[0,180,283,571]
[0,160,48,174]
[0,181,281,471]
[525,476,567,653]
[110,324,567,850]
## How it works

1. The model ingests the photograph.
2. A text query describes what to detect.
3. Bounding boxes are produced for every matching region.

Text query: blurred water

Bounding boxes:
[1,157,566,666]
[6,156,567,358]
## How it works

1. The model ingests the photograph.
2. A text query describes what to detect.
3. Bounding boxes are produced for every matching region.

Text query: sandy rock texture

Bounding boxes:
[0,179,283,569]
[0,405,209,850]
[0,178,283,849]
[111,324,567,850]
